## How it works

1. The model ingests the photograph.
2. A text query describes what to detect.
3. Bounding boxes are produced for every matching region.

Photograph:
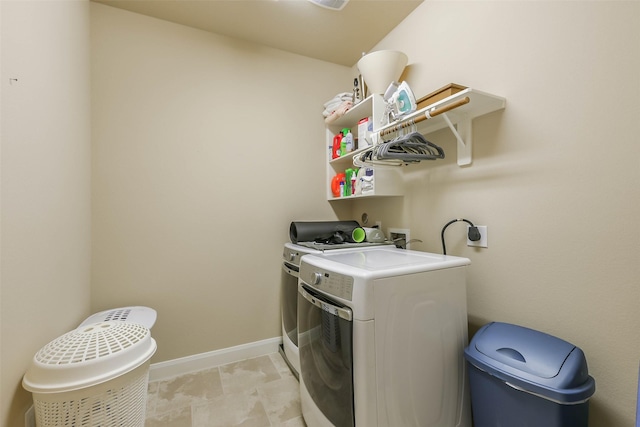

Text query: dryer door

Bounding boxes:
[281,262,299,346]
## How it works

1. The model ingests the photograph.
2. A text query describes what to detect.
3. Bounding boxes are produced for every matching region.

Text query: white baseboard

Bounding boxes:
[148,336,282,381]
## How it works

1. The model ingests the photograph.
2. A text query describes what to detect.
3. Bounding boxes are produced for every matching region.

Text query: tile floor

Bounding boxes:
[145,353,307,427]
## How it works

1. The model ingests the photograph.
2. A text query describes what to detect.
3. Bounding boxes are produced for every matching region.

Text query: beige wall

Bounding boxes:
[90,3,349,362]
[351,2,640,426]
[1,1,92,426]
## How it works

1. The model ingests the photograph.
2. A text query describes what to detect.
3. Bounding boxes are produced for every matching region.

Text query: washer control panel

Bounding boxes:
[300,263,354,301]
[282,246,302,266]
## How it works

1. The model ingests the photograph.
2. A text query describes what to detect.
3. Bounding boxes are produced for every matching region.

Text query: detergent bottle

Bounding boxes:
[344,129,354,152]
[340,128,349,156]
[332,132,342,159]
[345,169,353,197]
[351,168,358,195]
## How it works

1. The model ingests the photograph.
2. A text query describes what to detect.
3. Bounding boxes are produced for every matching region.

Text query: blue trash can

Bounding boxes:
[464,322,596,427]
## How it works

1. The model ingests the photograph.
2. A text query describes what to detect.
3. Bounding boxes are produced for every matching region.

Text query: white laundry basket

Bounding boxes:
[23,321,156,427]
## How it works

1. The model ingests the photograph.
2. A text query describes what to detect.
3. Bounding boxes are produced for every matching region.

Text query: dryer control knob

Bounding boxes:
[312,272,323,285]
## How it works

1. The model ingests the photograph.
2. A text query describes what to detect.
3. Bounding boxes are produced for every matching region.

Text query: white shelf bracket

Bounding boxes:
[441,112,472,166]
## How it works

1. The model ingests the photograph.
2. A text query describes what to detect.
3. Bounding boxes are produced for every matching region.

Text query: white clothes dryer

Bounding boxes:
[297,247,472,427]
[281,243,321,377]
[281,242,391,378]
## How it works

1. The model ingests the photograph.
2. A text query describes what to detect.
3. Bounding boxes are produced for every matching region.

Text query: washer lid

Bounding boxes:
[316,247,469,273]
[23,321,156,393]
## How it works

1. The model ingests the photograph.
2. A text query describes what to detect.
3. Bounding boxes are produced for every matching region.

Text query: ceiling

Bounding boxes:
[91,0,423,66]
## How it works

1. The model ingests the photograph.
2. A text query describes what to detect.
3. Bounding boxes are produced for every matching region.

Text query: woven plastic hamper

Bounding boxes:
[23,321,157,427]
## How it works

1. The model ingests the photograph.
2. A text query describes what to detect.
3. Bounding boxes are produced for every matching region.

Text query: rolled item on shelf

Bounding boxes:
[289,221,364,244]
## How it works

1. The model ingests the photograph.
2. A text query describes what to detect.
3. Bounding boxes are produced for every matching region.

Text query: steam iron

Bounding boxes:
[393,81,417,116]
[382,81,417,124]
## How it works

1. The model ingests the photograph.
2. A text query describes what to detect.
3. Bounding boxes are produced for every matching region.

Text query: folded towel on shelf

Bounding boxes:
[324,100,353,123]
[322,92,354,118]
[323,101,352,116]
[323,101,343,115]
[323,92,353,108]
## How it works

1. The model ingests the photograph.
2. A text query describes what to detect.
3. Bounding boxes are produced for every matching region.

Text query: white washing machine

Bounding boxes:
[297,247,472,427]
[281,242,391,378]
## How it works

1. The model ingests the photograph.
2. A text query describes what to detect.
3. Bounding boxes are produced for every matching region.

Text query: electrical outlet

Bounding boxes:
[375,220,382,230]
[25,405,35,427]
[389,228,410,249]
[467,225,488,248]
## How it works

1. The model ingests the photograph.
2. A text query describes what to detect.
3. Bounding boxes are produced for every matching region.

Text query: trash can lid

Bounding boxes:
[23,321,156,394]
[464,322,595,403]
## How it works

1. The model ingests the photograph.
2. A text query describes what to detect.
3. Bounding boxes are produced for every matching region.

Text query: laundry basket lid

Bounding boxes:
[23,321,156,394]
[77,306,157,329]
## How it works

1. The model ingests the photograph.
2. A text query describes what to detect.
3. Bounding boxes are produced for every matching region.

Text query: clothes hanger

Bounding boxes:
[374,120,445,163]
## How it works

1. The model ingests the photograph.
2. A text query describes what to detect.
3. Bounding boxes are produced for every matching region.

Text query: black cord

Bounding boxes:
[441,218,480,255]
